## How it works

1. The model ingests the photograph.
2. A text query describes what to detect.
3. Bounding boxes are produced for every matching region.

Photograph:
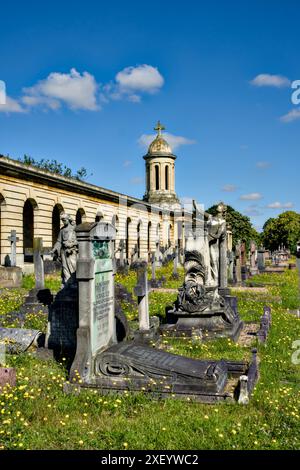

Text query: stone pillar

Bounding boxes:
[257,248,265,272]
[219,233,227,288]
[133,261,150,332]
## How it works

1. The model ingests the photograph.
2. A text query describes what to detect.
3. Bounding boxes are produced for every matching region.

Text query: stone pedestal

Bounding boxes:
[0,266,22,288]
[46,285,79,367]
[161,294,243,342]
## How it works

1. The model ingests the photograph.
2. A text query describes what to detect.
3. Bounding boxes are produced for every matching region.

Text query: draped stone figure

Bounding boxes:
[51,213,78,285]
[207,202,227,288]
[164,201,243,341]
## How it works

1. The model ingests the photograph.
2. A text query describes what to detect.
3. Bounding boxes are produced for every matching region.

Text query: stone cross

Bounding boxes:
[133,261,150,332]
[25,238,52,289]
[119,239,126,267]
[7,230,19,267]
[155,241,161,267]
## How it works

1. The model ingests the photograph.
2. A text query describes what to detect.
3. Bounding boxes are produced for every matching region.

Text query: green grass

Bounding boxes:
[22,273,62,293]
[0,264,299,450]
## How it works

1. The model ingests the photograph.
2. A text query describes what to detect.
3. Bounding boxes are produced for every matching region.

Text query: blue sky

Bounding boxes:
[0,0,299,230]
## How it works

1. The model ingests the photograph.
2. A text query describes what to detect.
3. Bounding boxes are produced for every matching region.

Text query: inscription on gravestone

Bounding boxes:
[92,240,115,354]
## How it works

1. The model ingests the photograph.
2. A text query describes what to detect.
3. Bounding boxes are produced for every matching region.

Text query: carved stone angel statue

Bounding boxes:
[51,213,78,286]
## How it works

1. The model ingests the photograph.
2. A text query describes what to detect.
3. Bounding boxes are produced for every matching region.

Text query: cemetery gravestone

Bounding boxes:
[7,230,19,267]
[161,204,243,341]
[67,221,245,402]
[257,248,266,272]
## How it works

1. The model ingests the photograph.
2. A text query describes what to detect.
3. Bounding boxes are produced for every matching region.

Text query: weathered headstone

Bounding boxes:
[234,243,242,285]
[133,261,149,331]
[7,230,19,267]
[249,241,258,275]
[227,250,234,284]
[69,222,116,378]
[257,248,266,272]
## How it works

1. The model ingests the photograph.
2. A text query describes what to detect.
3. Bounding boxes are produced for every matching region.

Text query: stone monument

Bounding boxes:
[66,220,250,402]
[161,203,243,341]
[46,214,79,365]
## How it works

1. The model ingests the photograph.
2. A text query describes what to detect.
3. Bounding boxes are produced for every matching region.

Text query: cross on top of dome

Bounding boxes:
[154,120,165,136]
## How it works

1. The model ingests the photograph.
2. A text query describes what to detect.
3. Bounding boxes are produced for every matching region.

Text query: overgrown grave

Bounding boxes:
[63,221,258,404]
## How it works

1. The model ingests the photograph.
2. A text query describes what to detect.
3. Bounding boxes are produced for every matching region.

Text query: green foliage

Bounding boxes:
[207,204,260,248]
[19,155,89,181]
[261,211,300,254]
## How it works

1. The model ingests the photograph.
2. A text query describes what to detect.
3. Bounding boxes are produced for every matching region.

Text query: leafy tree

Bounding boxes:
[261,211,300,254]
[263,217,275,231]
[206,204,260,249]
[19,155,89,181]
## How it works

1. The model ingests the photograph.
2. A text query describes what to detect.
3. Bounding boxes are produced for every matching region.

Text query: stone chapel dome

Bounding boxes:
[148,135,172,155]
[146,121,173,156]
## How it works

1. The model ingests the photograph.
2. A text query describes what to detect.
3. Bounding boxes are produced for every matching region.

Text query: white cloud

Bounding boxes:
[256,161,271,169]
[138,132,196,151]
[0,96,26,113]
[104,64,165,103]
[130,176,143,185]
[280,108,300,123]
[123,160,132,167]
[222,184,237,192]
[22,68,99,111]
[266,201,294,209]
[250,74,290,88]
[240,192,263,201]
[244,208,262,216]
[116,64,164,94]
[1,64,165,115]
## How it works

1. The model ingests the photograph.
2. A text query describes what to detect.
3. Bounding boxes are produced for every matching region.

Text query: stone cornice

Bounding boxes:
[0,155,193,217]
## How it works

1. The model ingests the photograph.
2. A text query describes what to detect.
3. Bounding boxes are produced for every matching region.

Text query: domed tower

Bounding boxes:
[143,121,180,209]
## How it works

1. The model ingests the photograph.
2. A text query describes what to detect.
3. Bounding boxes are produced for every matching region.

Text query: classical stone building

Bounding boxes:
[0,122,193,271]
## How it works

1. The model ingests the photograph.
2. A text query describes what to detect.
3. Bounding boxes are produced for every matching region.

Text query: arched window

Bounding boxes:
[52,204,64,246]
[155,165,159,190]
[165,165,169,190]
[23,199,37,262]
[76,208,86,225]
[95,209,104,222]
